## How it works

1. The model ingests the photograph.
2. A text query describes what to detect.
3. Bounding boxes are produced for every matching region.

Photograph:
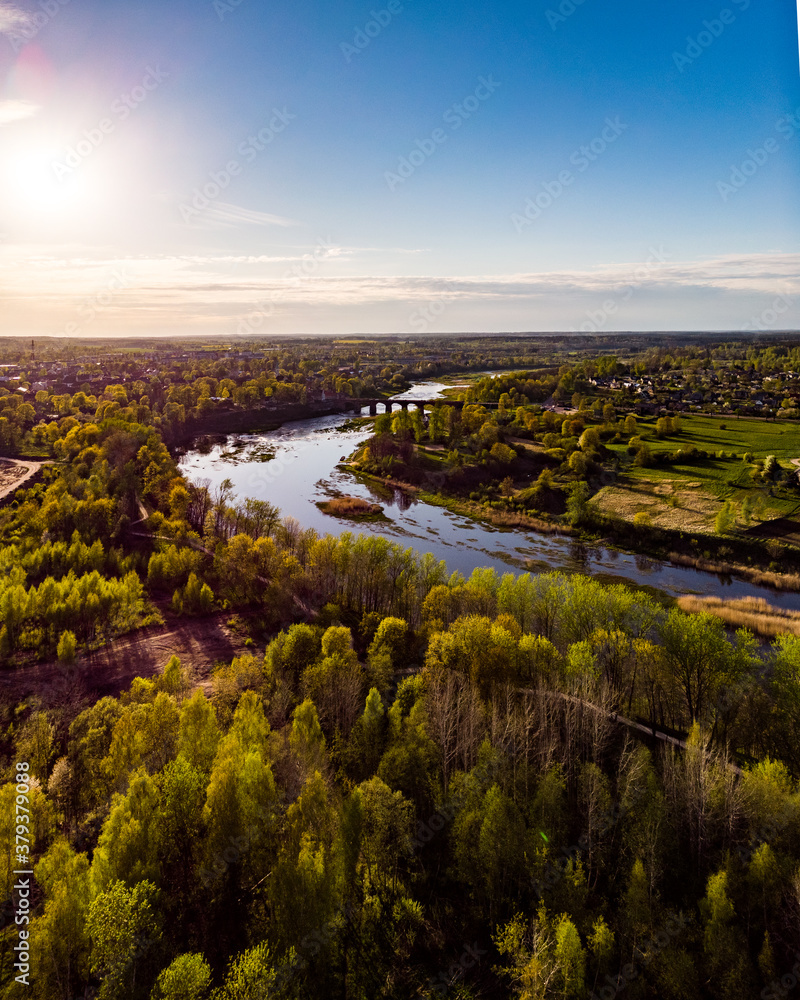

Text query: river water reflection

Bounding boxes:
[178,383,800,609]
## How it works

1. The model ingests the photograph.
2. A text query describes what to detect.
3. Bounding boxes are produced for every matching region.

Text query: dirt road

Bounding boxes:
[0,613,252,703]
[0,458,46,502]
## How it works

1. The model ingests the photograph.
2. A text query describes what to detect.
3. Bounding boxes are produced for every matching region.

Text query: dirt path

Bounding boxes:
[0,458,46,502]
[0,612,252,702]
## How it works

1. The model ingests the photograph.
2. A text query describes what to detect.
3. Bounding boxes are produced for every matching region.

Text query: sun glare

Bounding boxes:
[5,145,97,215]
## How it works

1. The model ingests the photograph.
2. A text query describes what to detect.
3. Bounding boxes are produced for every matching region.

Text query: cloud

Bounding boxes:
[1,248,797,336]
[198,202,298,229]
[0,100,39,126]
[0,1,29,34]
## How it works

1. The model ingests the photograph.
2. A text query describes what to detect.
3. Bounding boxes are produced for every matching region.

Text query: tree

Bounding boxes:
[152,953,211,1000]
[356,775,412,894]
[86,879,160,1000]
[588,916,615,982]
[57,629,77,664]
[490,441,516,464]
[566,482,592,527]
[289,700,327,774]
[367,616,408,691]
[212,942,287,1000]
[657,610,737,724]
[476,785,526,920]
[16,711,55,781]
[29,841,93,1000]
[701,869,739,980]
[281,623,321,688]
[91,770,161,890]
[715,500,735,535]
[177,691,220,774]
[568,450,589,477]
[555,916,586,998]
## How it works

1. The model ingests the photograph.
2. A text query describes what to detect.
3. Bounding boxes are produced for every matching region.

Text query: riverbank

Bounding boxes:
[167,399,357,449]
[178,393,800,609]
[351,463,800,595]
[348,468,568,536]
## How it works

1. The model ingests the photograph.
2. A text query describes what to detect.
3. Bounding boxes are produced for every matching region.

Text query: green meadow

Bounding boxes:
[596,414,800,534]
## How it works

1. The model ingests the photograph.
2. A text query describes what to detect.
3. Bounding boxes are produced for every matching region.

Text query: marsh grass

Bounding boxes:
[677,594,800,637]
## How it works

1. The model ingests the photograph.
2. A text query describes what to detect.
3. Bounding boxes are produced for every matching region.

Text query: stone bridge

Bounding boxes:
[350,397,498,416]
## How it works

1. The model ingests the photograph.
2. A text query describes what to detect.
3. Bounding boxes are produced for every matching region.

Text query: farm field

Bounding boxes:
[593,414,800,534]
[632,413,800,459]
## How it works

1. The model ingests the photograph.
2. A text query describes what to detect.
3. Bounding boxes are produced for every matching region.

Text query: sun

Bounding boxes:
[5,145,95,215]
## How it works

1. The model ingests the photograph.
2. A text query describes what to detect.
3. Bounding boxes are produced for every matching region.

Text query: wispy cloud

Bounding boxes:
[0,1,29,34]
[0,100,39,126]
[199,202,298,229]
[1,249,797,336]
[2,249,798,302]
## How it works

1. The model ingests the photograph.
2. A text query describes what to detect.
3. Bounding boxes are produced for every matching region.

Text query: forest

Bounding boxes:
[0,337,799,999]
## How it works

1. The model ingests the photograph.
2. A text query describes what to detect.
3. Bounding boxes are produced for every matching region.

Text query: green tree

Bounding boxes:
[657,610,738,724]
[151,953,211,1000]
[29,841,93,1000]
[555,916,586,998]
[212,942,287,1000]
[16,711,55,781]
[715,500,735,535]
[701,869,739,982]
[86,879,161,1000]
[566,482,592,527]
[57,629,77,664]
[177,691,220,774]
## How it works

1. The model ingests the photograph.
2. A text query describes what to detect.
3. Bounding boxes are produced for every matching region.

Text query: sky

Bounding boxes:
[0,0,799,338]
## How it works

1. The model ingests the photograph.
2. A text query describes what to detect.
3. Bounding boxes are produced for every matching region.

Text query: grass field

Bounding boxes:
[628,414,800,459]
[594,414,800,535]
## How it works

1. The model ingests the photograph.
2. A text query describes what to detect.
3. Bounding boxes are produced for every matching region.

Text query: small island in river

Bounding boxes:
[316,495,386,521]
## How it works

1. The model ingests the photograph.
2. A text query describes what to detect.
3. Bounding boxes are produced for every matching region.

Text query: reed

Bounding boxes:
[677,594,800,637]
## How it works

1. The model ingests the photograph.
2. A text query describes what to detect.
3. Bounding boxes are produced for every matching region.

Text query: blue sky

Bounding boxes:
[0,0,798,336]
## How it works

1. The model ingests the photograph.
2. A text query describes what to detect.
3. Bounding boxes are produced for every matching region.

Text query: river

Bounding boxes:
[178,381,800,609]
